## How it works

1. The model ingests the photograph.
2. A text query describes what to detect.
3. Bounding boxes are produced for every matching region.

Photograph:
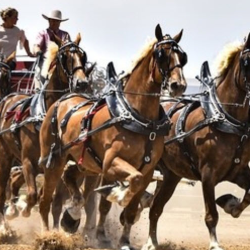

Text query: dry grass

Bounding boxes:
[34,231,86,250]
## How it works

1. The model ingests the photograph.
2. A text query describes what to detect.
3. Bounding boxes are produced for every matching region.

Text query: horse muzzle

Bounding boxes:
[168,80,187,97]
[73,79,90,93]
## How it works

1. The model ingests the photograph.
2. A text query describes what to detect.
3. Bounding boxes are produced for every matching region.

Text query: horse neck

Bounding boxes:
[216,64,249,122]
[124,55,161,120]
[44,66,69,109]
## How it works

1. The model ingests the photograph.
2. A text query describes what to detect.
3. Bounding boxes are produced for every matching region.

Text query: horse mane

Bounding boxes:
[41,42,59,78]
[120,37,157,81]
[213,40,243,78]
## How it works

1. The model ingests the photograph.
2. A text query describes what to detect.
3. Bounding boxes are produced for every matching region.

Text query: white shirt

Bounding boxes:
[0,25,26,59]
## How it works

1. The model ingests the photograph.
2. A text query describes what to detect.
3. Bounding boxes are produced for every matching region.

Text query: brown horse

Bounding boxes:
[38,24,187,249]
[142,34,250,250]
[0,33,89,234]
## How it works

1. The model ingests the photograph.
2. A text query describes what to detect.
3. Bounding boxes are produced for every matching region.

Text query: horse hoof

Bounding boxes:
[216,194,236,208]
[60,209,80,233]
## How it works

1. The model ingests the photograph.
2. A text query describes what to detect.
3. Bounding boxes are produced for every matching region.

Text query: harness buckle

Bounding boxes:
[149,132,156,141]
[120,111,132,121]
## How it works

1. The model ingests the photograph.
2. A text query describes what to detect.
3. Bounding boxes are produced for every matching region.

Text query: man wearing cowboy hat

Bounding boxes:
[33,10,70,55]
[33,10,71,89]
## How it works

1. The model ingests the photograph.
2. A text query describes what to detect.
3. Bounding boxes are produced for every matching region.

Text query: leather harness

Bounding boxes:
[164,62,250,180]
[45,79,171,169]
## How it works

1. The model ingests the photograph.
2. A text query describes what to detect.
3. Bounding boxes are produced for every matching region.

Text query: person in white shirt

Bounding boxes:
[0,7,34,70]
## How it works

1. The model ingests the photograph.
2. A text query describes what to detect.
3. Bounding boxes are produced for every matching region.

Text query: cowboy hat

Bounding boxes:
[42,10,69,22]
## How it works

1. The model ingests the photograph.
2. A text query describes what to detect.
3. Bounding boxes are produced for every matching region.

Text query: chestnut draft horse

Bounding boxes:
[143,34,250,250]
[38,24,187,249]
[0,33,89,234]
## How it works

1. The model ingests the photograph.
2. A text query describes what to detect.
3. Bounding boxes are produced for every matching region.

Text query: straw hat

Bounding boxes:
[42,10,69,22]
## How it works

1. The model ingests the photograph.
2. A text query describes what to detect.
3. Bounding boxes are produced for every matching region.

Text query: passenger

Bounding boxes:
[33,10,71,90]
[0,7,34,70]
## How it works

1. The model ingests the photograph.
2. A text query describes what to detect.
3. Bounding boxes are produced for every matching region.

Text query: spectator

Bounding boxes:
[0,7,34,70]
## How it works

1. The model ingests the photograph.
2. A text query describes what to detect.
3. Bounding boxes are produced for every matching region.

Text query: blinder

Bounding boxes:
[172,45,188,66]
[81,51,87,67]
[153,37,187,88]
[180,51,188,66]
[153,48,167,63]
[57,42,86,76]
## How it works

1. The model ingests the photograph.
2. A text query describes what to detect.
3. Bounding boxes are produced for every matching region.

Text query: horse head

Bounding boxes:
[55,33,89,93]
[153,24,187,97]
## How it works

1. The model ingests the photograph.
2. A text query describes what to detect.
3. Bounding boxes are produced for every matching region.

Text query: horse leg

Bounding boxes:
[100,157,144,207]
[39,159,65,232]
[96,179,113,245]
[142,164,181,250]
[60,163,85,233]
[51,179,67,229]
[0,153,12,234]
[216,165,250,218]
[201,168,223,250]
[116,167,159,250]
[83,174,99,231]
[18,158,39,217]
[5,167,24,220]
[96,179,153,247]
[82,174,99,247]
[9,167,25,199]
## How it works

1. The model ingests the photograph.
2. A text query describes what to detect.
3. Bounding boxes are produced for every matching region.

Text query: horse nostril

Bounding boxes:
[171,82,179,90]
[76,79,89,90]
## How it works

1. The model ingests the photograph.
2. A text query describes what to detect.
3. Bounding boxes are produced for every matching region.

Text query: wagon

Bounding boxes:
[11,56,36,94]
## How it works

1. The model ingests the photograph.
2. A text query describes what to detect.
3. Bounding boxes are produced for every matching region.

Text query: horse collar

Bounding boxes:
[200,79,250,136]
[105,80,171,137]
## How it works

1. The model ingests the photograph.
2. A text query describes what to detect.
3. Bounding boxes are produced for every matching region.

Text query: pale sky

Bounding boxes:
[1,0,250,78]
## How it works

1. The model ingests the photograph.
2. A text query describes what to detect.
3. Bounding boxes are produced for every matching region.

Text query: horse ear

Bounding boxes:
[74,33,81,45]
[244,33,250,49]
[155,24,163,41]
[173,29,183,44]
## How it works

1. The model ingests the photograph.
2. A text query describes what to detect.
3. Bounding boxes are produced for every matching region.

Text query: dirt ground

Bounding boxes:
[1,181,250,250]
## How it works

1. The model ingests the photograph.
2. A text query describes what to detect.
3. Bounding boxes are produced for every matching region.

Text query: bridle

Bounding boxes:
[153,36,187,89]
[57,42,86,92]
